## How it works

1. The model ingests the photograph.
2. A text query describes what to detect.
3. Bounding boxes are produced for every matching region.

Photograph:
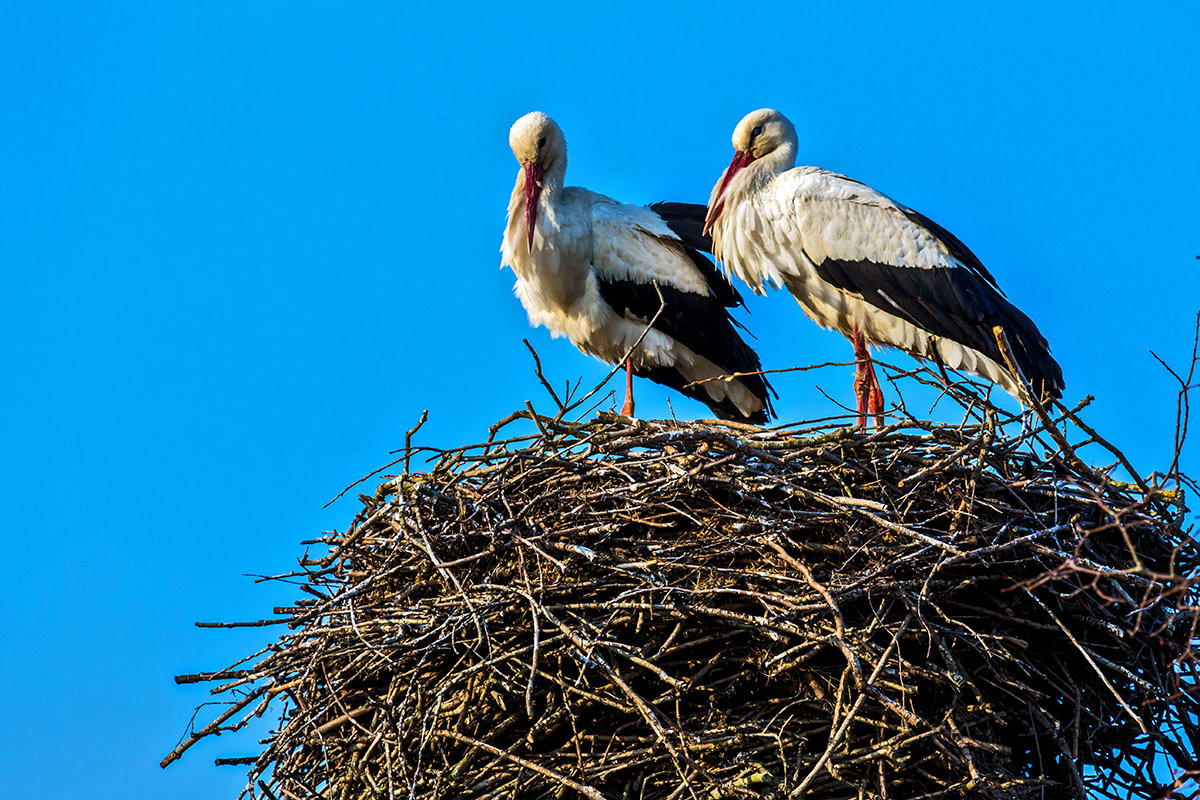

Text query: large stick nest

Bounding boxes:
[167,371,1200,800]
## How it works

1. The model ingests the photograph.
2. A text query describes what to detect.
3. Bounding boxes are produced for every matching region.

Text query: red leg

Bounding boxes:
[851,326,871,428]
[621,358,636,417]
[851,326,887,429]
[865,358,886,430]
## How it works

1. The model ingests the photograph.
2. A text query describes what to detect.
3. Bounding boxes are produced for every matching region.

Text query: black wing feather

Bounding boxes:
[648,202,710,249]
[596,276,775,422]
[898,207,1002,289]
[814,252,1064,399]
[649,202,745,308]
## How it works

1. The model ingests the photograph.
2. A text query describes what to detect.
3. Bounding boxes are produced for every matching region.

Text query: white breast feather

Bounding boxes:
[501,176,604,345]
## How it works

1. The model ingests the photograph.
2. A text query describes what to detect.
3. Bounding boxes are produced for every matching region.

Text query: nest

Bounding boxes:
[166,367,1200,800]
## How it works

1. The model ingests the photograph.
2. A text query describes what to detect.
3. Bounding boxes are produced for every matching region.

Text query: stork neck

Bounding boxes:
[754,138,796,180]
[725,141,794,212]
[710,139,796,274]
[539,157,567,202]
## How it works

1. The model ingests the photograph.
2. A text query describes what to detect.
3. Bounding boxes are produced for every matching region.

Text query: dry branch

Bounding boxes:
[167,365,1199,800]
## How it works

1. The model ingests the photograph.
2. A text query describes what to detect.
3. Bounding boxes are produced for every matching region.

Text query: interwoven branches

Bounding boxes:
[166,371,1199,799]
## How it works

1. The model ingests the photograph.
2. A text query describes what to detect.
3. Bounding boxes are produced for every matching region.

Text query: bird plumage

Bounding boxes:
[705,108,1063,404]
[502,112,774,422]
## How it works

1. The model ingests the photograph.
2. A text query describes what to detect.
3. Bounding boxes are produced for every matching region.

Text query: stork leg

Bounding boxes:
[851,327,870,428]
[621,358,636,417]
[867,364,885,430]
[851,326,886,430]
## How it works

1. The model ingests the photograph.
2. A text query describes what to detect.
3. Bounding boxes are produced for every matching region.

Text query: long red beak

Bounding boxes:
[524,162,544,252]
[703,150,755,236]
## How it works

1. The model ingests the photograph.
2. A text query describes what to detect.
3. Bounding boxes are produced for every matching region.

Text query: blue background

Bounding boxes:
[2,3,1197,798]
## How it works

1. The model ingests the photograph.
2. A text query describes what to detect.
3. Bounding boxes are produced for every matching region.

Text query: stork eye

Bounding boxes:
[537,136,547,148]
[751,125,764,138]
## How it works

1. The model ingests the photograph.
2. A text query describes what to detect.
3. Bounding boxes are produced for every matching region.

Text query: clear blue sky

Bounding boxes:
[2,3,1197,798]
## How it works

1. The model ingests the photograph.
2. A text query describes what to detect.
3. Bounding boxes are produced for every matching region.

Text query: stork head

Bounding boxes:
[704,108,797,235]
[509,111,566,252]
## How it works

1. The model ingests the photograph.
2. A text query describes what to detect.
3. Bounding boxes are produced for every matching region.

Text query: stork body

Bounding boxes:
[705,108,1063,426]
[503,112,773,423]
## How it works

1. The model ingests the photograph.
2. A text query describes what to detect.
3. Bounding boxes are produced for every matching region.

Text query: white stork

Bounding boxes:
[502,111,774,422]
[704,108,1063,427]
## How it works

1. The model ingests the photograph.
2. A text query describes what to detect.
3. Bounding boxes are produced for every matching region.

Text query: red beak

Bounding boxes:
[703,150,755,236]
[524,161,544,252]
